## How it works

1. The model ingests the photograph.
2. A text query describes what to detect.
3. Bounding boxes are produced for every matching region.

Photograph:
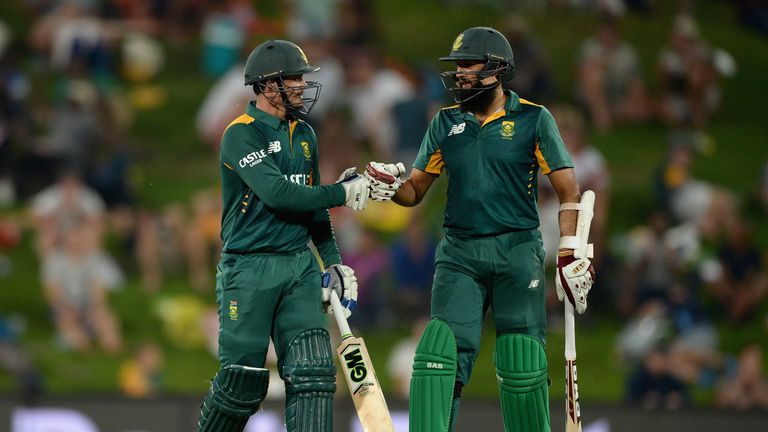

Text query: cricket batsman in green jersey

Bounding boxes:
[197,39,372,432]
[365,27,596,431]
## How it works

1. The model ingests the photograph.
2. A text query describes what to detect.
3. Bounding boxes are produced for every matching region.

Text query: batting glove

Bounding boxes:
[365,162,405,202]
[336,167,370,211]
[555,253,595,314]
[321,264,358,318]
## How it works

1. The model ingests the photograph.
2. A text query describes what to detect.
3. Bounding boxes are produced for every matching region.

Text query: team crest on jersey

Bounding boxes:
[452,33,464,52]
[301,141,311,160]
[500,121,515,139]
[229,300,238,321]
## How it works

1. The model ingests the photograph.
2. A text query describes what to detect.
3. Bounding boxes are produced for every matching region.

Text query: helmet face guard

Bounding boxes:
[257,77,323,117]
[438,27,515,104]
[439,60,512,103]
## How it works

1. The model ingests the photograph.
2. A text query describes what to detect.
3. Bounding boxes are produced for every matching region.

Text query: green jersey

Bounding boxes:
[219,102,345,264]
[413,90,572,237]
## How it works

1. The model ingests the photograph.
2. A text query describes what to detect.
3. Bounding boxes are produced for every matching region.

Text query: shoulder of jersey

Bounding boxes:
[225,114,256,133]
[518,98,544,110]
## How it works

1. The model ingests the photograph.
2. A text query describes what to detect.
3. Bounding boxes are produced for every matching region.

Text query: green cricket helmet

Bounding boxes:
[439,27,516,103]
[243,39,322,116]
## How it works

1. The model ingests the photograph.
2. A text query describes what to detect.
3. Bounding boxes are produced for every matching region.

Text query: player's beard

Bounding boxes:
[458,80,499,114]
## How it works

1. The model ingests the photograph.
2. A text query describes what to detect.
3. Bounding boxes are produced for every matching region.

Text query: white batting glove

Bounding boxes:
[337,167,370,211]
[321,264,358,318]
[365,162,405,202]
[555,254,595,314]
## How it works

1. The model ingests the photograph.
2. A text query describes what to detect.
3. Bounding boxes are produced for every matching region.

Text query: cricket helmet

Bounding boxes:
[439,27,516,103]
[243,39,322,116]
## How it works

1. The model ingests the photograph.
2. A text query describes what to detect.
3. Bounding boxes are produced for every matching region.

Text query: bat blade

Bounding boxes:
[565,357,582,432]
[337,336,394,432]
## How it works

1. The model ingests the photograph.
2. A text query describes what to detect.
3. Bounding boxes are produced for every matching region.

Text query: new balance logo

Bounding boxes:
[447,122,466,136]
[267,140,282,154]
[528,279,540,289]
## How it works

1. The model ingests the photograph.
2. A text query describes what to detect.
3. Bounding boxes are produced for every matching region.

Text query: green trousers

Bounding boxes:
[431,228,547,385]
[216,249,326,369]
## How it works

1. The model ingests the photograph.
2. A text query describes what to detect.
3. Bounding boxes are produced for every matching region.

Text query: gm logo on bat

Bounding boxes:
[344,347,368,383]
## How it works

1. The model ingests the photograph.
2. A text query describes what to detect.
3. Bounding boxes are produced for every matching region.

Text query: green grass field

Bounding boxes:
[0,1,766,402]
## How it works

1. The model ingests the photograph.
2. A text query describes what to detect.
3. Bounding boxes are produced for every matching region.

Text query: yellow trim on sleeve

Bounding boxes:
[519,98,543,107]
[223,162,234,170]
[441,104,460,110]
[425,149,445,174]
[226,114,255,131]
[535,142,552,174]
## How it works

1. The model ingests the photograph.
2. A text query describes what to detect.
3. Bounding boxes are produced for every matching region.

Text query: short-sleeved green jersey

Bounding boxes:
[413,90,573,237]
[219,102,345,264]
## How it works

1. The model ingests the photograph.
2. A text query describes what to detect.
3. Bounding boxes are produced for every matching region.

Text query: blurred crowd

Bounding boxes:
[0,0,766,411]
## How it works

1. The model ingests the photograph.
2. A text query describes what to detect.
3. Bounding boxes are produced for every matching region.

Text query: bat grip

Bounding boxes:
[330,291,353,338]
[564,300,577,360]
[395,162,406,177]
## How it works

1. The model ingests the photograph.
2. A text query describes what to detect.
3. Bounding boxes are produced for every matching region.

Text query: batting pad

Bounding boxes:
[410,319,457,432]
[282,328,336,432]
[198,364,269,432]
[494,334,551,432]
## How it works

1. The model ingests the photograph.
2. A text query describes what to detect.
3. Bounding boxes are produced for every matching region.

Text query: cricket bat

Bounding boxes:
[330,292,394,432]
[565,190,595,432]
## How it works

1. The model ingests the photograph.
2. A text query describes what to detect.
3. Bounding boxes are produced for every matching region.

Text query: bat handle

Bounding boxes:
[395,162,406,177]
[330,291,353,338]
[564,300,577,360]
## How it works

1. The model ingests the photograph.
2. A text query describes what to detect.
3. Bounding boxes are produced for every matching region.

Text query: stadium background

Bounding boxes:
[0,0,767,430]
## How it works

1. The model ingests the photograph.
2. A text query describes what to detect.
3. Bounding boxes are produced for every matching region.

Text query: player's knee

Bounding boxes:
[282,329,336,432]
[494,334,548,392]
[412,318,458,375]
[494,334,550,432]
[198,365,269,431]
[281,328,336,394]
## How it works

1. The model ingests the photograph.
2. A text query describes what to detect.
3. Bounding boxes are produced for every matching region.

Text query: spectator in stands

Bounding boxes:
[118,342,163,398]
[185,188,222,292]
[657,15,734,128]
[343,227,392,329]
[337,0,379,47]
[342,46,413,160]
[389,219,435,324]
[576,16,649,132]
[617,212,676,316]
[708,222,767,323]
[0,314,44,403]
[653,131,736,238]
[717,344,768,410]
[29,171,105,258]
[199,1,255,77]
[41,216,123,354]
[29,0,113,73]
[502,15,554,104]
[626,346,689,411]
[195,60,252,147]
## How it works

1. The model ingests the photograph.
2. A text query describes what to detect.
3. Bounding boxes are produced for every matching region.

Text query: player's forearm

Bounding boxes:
[548,168,581,243]
[392,179,422,207]
[255,176,345,212]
